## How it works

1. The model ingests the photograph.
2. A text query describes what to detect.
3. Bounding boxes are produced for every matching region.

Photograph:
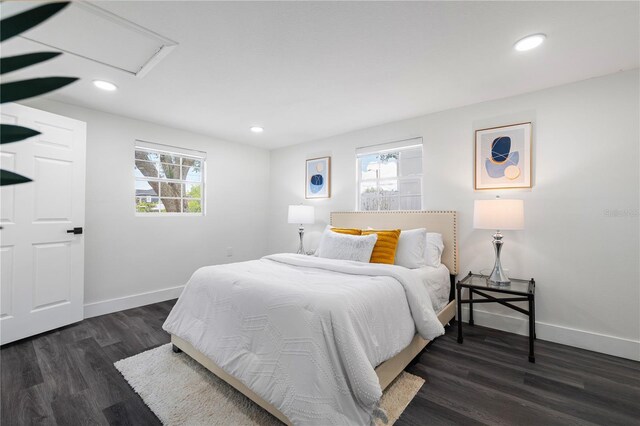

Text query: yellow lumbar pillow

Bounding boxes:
[331,227,362,235]
[361,229,401,264]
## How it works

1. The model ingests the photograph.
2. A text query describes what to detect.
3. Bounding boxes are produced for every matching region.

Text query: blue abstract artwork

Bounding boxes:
[485,135,520,178]
[475,123,532,189]
[491,136,512,163]
[309,173,324,193]
[306,157,331,198]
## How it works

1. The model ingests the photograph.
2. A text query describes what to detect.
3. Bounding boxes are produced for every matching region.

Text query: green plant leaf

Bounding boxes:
[0,124,41,144]
[0,169,32,186]
[1,2,70,42]
[1,52,62,74]
[0,77,78,104]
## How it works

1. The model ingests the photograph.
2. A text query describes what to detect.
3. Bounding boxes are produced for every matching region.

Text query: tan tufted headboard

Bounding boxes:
[330,210,459,275]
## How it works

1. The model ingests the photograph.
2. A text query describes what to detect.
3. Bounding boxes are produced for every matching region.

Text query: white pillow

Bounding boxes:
[425,232,444,267]
[394,228,427,269]
[313,225,332,256]
[317,229,378,262]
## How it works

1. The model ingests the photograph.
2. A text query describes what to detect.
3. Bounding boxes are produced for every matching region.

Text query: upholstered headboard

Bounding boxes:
[330,210,459,275]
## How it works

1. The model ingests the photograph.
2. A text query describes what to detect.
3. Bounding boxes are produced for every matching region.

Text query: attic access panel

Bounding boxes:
[4,2,177,78]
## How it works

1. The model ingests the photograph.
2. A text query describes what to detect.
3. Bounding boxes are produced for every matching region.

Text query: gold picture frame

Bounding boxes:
[474,122,532,190]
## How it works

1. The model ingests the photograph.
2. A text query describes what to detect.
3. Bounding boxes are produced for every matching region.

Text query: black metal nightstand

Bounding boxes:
[456,272,536,362]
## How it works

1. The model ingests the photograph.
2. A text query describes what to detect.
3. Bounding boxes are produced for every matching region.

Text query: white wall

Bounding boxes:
[22,99,271,317]
[267,70,640,361]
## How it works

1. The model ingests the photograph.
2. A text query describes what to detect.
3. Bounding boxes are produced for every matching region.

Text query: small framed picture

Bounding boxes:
[475,122,532,190]
[305,156,331,199]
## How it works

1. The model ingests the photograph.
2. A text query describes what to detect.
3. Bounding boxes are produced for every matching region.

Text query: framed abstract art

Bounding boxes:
[305,156,331,199]
[475,122,532,190]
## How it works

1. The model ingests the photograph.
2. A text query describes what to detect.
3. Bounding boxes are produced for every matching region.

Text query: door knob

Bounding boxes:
[66,227,83,235]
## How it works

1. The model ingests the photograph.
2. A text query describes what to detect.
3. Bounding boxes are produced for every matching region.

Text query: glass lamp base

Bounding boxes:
[296,226,306,255]
[488,268,511,286]
[488,230,510,286]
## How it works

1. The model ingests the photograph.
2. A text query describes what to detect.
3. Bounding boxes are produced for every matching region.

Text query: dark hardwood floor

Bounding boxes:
[2,300,639,425]
[1,301,173,426]
[401,326,640,426]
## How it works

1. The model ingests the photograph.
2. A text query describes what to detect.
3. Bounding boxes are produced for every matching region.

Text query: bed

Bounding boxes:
[165,211,458,425]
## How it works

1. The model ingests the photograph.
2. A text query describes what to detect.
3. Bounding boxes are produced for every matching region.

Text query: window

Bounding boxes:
[357,138,423,211]
[134,141,206,215]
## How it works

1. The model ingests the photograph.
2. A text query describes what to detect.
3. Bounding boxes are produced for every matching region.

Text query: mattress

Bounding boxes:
[413,264,452,313]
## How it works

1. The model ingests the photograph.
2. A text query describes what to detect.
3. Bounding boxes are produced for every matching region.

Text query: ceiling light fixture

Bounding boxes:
[250,126,264,133]
[93,80,118,91]
[514,34,546,52]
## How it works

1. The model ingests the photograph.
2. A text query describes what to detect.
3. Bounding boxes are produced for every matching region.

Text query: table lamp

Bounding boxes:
[473,197,524,286]
[288,205,315,255]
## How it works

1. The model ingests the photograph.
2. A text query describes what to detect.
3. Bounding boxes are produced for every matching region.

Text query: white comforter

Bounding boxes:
[163,254,445,425]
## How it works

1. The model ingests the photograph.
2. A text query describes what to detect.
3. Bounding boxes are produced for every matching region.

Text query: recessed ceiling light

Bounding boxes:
[250,126,264,133]
[514,34,546,52]
[93,80,118,91]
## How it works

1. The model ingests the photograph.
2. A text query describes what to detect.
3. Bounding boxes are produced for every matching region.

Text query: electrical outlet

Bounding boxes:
[226,247,233,257]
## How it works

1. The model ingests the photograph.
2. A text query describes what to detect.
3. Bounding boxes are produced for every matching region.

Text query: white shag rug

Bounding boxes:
[115,344,424,425]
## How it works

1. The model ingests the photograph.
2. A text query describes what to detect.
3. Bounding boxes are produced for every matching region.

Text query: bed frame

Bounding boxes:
[171,210,458,425]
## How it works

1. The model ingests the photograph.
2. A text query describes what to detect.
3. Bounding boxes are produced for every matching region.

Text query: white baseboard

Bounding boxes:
[84,285,185,319]
[461,307,640,361]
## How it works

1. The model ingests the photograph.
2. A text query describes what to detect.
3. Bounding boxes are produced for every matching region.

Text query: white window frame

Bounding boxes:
[356,138,423,211]
[134,140,206,216]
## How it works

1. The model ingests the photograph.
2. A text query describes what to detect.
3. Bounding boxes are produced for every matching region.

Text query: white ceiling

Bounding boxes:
[2,1,638,149]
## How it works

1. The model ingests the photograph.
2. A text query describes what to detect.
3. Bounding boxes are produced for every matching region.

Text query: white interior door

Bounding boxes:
[1,103,86,345]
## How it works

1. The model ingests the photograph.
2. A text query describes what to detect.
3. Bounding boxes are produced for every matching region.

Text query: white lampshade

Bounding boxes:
[474,199,524,230]
[288,205,315,224]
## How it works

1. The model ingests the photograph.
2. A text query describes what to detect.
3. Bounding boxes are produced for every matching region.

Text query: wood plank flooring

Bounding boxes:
[401,325,640,426]
[2,300,639,425]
